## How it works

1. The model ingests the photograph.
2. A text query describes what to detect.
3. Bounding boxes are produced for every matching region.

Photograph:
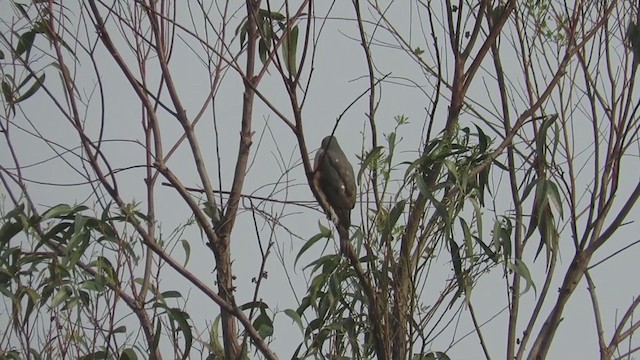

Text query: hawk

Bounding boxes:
[313,136,357,232]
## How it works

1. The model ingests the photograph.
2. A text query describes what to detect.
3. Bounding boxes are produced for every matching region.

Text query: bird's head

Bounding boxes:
[321,136,339,151]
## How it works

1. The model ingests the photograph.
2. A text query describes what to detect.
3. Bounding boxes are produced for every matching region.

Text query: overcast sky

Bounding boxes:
[2,1,640,359]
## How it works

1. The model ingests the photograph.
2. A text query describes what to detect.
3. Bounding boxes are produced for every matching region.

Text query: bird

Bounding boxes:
[313,136,357,233]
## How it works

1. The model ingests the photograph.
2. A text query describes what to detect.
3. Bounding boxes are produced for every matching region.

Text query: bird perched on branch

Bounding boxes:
[313,136,357,233]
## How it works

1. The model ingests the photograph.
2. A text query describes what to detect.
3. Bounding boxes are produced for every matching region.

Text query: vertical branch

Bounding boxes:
[339,227,389,360]
[526,251,592,360]
[351,1,393,359]
[394,2,515,359]
[487,13,522,359]
[221,1,258,235]
[525,2,626,359]
[352,0,380,207]
[214,0,261,357]
[584,271,608,358]
[137,3,163,308]
[83,1,271,357]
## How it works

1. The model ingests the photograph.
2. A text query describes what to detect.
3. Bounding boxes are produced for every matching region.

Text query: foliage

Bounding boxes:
[2,1,640,360]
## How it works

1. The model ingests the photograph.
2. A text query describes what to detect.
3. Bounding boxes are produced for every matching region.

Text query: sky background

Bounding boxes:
[1,1,640,359]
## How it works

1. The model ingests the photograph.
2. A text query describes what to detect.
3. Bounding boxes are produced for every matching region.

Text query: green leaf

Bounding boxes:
[0,283,13,299]
[474,233,496,261]
[13,73,45,104]
[112,325,127,334]
[536,114,558,152]
[524,179,545,242]
[0,220,23,245]
[209,315,224,357]
[284,308,304,333]
[50,286,72,307]
[297,296,312,316]
[2,79,13,105]
[167,308,192,360]
[93,257,118,287]
[254,311,274,338]
[282,25,299,75]
[357,146,383,185]
[295,224,331,267]
[81,279,105,292]
[442,159,459,184]
[469,196,483,236]
[79,351,108,360]
[20,288,39,324]
[181,239,191,266]
[16,30,36,57]
[257,9,286,21]
[259,16,272,43]
[318,222,331,237]
[239,301,269,311]
[160,290,182,299]
[119,349,138,360]
[507,259,537,295]
[414,351,451,360]
[258,38,269,66]
[492,158,510,172]
[151,320,162,353]
[416,176,448,222]
[492,217,512,261]
[303,254,341,274]
[34,20,74,56]
[235,19,248,46]
[382,199,405,238]
[308,273,329,310]
[78,290,90,307]
[459,218,474,260]
[449,238,463,292]
[535,205,558,267]
[627,21,640,64]
[387,132,397,162]
[41,204,83,220]
[545,179,564,219]
[66,223,90,268]
[27,349,41,360]
[477,163,490,204]
[475,124,488,153]
[62,296,80,311]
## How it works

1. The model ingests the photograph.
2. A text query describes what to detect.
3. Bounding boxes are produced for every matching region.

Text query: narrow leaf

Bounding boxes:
[258,38,269,65]
[50,286,72,307]
[284,308,304,333]
[181,239,191,266]
[119,349,138,360]
[1,80,13,104]
[357,146,383,185]
[282,25,299,75]
[383,199,406,238]
[295,225,330,267]
[16,30,36,57]
[507,259,537,295]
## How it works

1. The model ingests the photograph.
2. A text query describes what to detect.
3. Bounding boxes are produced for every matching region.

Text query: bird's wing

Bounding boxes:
[313,147,325,172]
[326,152,357,209]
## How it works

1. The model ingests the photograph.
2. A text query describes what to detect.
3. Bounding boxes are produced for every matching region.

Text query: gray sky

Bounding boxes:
[2,1,640,359]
